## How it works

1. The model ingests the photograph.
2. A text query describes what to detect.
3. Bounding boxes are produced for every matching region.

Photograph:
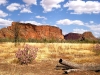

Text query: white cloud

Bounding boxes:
[36,16,47,20]
[40,0,64,12]
[73,28,88,34]
[84,23,100,37]
[6,3,21,11]
[90,21,94,24]
[0,18,13,26]
[57,19,72,25]
[7,3,32,13]
[21,21,42,25]
[0,0,7,5]
[23,0,37,5]
[56,19,84,25]
[64,1,100,14]
[86,24,100,32]
[20,8,32,13]
[0,10,8,17]
[53,25,57,27]
[94,32,100,35]
[94,32,100,38]
[62,31,67,35]
[69,0,82,1]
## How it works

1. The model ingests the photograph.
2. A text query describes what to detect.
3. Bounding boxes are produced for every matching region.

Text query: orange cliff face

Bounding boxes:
[0,22,64,40]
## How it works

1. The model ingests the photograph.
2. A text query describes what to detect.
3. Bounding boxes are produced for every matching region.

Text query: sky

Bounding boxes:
[0,0,100,38]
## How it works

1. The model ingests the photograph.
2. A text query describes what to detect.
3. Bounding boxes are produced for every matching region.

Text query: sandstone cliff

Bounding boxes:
[0,22,64,40]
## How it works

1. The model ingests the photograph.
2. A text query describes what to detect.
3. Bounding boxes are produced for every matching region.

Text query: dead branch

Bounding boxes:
[57,59,100,74]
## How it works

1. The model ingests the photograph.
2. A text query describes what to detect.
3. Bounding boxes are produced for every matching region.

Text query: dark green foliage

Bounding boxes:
[18,38,26,42]
[0,37,99,43]
[28,38,36,42]
[0,38,99,43]
[97,37,100,44]
[0,38,13,42]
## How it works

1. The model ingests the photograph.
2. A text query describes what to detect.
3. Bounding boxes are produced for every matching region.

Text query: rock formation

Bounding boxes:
[64,32,97,41]
[64,33,82,40]
[82,32,96,41]
[0,22,64,40]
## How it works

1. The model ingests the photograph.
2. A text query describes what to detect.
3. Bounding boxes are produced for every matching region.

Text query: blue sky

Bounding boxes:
[0,0,100,37]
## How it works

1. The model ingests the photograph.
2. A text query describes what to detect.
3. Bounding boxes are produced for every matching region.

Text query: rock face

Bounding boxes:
[82,32,96,41]
[64,33,82,40]
[0,22,64,40]
[64,32,97,41]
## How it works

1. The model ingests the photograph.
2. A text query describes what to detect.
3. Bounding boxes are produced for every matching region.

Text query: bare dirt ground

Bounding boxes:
[0,43,100,75]
[0,60,100,75]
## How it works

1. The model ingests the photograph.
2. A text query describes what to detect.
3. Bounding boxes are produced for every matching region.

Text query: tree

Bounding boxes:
[13,22,20,46]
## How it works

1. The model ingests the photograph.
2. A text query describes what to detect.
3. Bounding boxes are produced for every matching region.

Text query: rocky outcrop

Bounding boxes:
[0,22,64,40]
[64,33,82,40]
[82,32,96,41]
[64,32,97,41]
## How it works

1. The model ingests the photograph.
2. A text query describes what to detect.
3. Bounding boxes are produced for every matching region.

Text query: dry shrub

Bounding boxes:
[93,44,100,55]
[15,44,38,65]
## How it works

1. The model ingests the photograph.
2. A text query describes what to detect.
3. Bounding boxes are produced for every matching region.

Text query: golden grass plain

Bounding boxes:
[0,42,100,64]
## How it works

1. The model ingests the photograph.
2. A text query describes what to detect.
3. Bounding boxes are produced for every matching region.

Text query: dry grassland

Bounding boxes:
[0,43,100,75]
[0,43,99,64]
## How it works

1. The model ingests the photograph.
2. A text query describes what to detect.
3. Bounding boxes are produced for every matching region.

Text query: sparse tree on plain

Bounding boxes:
[13,22,20,46]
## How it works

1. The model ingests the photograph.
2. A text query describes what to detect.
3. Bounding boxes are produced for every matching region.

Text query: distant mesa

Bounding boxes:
[64,32,97,41]
[0,22,64,41]
[64,33,81,40]
[82,32,97,41]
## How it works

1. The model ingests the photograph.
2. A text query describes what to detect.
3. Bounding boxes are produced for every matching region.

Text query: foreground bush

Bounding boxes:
[15,44,38,65]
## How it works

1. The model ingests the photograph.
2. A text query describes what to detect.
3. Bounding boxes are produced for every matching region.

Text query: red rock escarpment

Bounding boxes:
[0,22,64,40]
